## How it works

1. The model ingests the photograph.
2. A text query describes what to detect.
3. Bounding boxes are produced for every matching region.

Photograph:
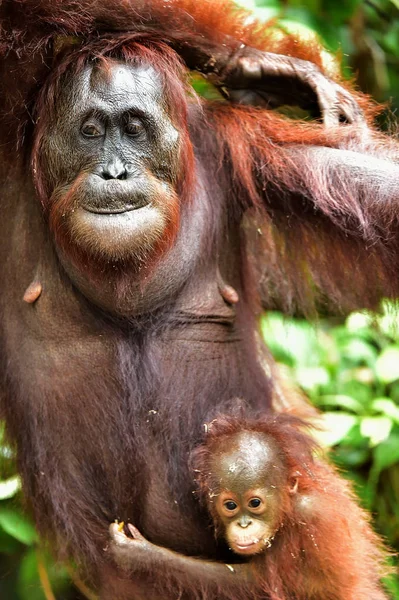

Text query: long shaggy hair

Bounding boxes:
[192,414,390,600]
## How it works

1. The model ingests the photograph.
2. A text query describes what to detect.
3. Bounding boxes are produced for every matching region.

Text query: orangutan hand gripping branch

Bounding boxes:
[110,414,389,600]
[0,0,398,598]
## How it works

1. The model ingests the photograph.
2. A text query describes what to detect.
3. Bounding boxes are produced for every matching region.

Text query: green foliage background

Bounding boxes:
[1,0,398,598]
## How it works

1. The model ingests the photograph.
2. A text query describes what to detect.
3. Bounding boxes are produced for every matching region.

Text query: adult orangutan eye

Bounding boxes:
[125,117,145,137]
[81,123,103,138]
[248,498,262,509]
[224,500,238,511]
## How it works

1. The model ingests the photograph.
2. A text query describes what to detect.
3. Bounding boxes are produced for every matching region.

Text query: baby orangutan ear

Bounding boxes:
[288,473,300,495]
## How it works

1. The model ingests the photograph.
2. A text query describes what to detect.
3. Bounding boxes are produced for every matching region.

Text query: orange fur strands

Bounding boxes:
[192,413,318,500]
[192,414,390,600]
[1,0,326,66]
[198,101,399,316]
[260,465,390,600]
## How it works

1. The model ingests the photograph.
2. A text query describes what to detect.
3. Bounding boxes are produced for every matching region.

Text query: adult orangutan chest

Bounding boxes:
[138,438,218,557]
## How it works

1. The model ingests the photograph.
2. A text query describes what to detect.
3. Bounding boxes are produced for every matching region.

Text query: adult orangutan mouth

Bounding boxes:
[82,205,140,215]
[82,199,150,215]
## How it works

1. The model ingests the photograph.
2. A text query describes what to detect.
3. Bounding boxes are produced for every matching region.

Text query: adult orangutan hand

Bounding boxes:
[218,47,364,127]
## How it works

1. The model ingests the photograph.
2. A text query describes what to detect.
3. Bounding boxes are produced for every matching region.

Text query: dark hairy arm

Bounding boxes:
[173,36,363,127]
[109,523,254,597]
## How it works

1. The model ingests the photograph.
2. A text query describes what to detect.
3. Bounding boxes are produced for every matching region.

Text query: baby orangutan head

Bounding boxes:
[193,421,301,556]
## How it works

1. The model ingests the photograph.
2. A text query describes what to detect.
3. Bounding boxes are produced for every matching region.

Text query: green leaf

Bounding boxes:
[338,380,373,405]
[312,412,358,447]
[253,0,280,6]
[0,527,22,554]
[375,346,399,383]
[260,314,322,368]
[18,549,46,600]
[333,446,371,469]
[371,398,399,424]
[316,394,363,413]
[0,475,21,500]
[18,548,70,600]
[236,0,256,8]
[340,339,378,368]
[294,366,330,392]
[346,311,372,332]
[323,0,362,23]
[253,7,280,20]
[360,416,393,447]
[0,507,37,545]
[372,432,399,474]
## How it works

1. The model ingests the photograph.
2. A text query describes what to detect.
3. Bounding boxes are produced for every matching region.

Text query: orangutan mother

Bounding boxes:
[0,0,398,598]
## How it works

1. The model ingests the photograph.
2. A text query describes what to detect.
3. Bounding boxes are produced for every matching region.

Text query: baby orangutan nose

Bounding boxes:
[237,516,252,528]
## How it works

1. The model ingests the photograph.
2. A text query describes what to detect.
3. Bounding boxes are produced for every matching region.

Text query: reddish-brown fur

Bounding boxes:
[0,1,398,599]
[193,415,390,600]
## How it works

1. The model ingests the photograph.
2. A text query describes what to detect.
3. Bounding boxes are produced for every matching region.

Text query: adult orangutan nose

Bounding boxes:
[101,157,127,180]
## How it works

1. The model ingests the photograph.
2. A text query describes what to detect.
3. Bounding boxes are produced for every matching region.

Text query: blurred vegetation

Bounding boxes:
[1,0,398,598]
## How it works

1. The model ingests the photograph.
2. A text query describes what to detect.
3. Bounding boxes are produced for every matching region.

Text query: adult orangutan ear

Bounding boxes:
[53,35,81,60]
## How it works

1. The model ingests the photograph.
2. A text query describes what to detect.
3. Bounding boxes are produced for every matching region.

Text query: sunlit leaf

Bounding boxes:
[235,0,256,8]
[346,311,372,332]
[371,398,399,424]
[294,366,330,392]
[375,346,399,383]
[253,0,280,6]
[312,412,358,447]
[360,417,392,447]
[340,339,378,367]
[0,475,21,500]
[260,314,322,368]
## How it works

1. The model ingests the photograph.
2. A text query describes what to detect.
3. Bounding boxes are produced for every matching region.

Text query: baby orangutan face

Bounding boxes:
[210,431,298,556]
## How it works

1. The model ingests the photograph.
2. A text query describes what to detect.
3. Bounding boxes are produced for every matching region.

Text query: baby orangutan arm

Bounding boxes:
[109,523,253,595]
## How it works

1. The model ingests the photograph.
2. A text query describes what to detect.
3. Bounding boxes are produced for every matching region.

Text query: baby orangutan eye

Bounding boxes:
[224,500,238,511]
[248,498,262,509]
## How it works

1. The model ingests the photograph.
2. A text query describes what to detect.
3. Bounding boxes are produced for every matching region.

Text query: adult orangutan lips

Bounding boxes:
[81,203,147,214]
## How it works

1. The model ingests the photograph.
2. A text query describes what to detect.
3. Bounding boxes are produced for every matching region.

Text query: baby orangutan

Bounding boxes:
[109,414,389,600]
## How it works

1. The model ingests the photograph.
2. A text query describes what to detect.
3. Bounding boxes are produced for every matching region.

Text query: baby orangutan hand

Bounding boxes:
[109,522,153,569]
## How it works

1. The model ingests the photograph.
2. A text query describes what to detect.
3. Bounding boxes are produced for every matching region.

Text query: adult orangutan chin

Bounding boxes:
[0,0,398,598]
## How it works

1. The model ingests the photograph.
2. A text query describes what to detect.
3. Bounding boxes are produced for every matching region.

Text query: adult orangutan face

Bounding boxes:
[33,58,199,315]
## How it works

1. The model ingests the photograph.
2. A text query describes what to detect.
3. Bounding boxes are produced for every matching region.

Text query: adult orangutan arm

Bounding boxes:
[172,36,363,127]
[257,143,399,314]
